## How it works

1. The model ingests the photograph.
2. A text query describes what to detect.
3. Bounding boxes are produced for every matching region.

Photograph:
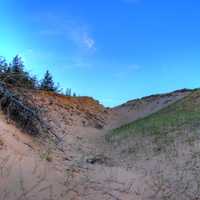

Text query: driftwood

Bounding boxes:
[0,81,61,141]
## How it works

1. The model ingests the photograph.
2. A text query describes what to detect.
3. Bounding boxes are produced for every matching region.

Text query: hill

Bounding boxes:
[105,89,200,200]
[108,89,200,140]
[108,88,192,129]
[0,85,198,200]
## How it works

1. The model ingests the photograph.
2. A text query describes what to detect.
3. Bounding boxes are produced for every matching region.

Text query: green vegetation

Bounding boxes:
[0,55,76,95]
[0,55,37,89]
[107,90,200,142]
[40,70,57,92]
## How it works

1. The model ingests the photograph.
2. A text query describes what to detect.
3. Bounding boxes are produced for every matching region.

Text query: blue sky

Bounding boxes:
[1,0,200,106]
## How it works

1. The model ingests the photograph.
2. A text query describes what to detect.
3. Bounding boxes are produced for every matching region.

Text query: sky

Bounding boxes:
[1,0,200,107]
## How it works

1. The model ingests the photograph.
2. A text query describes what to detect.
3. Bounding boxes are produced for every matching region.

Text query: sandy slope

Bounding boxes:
[0,113,70,200]
[0,111,138,200]
[0,89,192,200]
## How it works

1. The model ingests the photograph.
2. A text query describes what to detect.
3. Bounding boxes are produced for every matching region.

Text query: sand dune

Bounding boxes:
[0,89,192,200]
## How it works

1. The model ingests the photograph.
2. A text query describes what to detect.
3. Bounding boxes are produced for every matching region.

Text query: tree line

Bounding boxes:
[0,55,76,96]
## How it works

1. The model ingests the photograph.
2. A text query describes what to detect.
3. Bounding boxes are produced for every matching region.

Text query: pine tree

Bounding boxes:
[6,55,36,88]
[40,70,56,91]
[0,57,7,73]
[11,55,24,73]
[65,88,72,96]
[0,57,8,81]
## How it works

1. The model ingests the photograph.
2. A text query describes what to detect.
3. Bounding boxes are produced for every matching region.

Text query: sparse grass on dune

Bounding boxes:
[107,89,200,142]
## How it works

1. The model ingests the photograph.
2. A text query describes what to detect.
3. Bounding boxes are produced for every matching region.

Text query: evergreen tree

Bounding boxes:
[0,55,76,93]
[0,57,8,81]
[65,88,72,96]
[9,55,36,88]
[0,55,37,88]
[11,55,24,73]
[0,57,7,74]
[40,70,56,91]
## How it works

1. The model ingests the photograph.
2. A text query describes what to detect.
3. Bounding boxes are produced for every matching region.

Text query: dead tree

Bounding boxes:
[0,81,61,142]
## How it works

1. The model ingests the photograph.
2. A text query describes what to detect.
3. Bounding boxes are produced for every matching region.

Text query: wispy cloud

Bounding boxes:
[83,33,95,49]
[37,13,96,51]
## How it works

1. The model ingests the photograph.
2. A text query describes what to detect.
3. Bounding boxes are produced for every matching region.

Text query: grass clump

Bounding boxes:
[40,149,53,162]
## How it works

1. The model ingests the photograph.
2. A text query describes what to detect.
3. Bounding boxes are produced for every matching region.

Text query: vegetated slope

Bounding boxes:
[105,89,200,200]
[108,89,200,141]
[109,89,192,128]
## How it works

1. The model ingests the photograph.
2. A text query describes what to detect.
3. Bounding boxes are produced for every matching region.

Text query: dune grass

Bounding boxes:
[107,90,200,142]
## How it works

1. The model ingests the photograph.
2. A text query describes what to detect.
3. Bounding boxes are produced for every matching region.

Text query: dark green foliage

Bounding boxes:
[0,57,8,72]
[0,55,37,89]
[65,88,71,96]
[40,70,57,92]
[11,55,24,73]
[65,89,77,97]
[0,57,8,80]
[0,55,76,139]
[0,55,76,95]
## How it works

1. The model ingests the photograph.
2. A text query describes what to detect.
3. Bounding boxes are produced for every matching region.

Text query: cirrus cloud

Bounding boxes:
[37,13,96,51]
